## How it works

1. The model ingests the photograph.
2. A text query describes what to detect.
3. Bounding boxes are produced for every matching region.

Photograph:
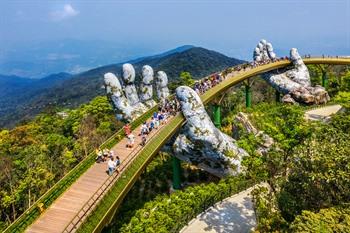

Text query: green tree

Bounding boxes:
[290,206,350,233]
[179,71,195,87]
[278,117,350,222]
[0,95,121,230]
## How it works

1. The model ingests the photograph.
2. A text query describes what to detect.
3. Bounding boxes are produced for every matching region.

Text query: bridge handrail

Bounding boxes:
[2,105,157,233]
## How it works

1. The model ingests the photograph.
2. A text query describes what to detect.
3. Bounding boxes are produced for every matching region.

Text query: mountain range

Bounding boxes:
[0,46,244,128]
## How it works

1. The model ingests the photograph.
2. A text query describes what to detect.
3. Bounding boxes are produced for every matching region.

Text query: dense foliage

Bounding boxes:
[105,152,215,232]
[278,111,350,220]
[290,205,350,232]
[251,186,288,232]
[234,102,350,232]
[0,96,121,230]
[307,65,350,97]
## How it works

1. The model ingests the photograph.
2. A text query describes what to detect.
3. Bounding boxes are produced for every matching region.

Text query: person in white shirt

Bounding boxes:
[154,116,160,129]
[109,150,114,159]
[108,158,115,176]
[140,122,149,135]
[163,112,168,124]
[127,134,135,148]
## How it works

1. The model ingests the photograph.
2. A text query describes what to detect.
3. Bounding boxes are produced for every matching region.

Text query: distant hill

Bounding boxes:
[0,46,244,128]
[0,72,72,120]
[128,45,195,63]
[0,75,34,97]
[140,47,244,78]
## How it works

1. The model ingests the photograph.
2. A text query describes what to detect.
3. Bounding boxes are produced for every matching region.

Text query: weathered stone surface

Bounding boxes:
[173,86,248,177]
[234,112,274,155]
[254,40,330,105]
[104,63,157,121]
[288,48,311,87]
[140,65,157,108]
[122,64,148,113]
[156,71,170,104]
[253,39,276,62]
[104,72,143,121]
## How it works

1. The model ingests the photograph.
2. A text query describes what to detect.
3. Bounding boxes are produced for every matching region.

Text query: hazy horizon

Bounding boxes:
[1,0,350,77]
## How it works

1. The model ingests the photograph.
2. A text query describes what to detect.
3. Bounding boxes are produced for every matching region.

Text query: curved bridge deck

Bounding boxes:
[21,57,350,233]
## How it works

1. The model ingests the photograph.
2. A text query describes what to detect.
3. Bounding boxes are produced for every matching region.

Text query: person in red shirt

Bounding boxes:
[123,123,131,136]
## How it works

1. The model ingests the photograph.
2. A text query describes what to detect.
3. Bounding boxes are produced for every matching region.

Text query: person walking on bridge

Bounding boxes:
[108,157,116,176]
[126,133,135,148]
[123,123,131,136]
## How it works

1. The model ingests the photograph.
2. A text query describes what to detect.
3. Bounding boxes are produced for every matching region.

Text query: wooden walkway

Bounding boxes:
[26,117,168,233]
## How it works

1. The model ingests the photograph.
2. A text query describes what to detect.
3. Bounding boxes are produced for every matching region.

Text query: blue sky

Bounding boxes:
[1,0,350,60]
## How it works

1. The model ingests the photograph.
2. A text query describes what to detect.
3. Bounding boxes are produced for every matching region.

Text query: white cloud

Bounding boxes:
[50,4,79,21]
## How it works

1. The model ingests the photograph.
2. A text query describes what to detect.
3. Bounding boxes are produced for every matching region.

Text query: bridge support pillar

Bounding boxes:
[212,104,221,128]
[275,90,281,103]
[322,71,328,89]
[245,85,252,108]
[172,156,182,190]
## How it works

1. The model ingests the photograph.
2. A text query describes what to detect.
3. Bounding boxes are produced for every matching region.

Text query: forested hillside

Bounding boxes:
[0,47,243,128]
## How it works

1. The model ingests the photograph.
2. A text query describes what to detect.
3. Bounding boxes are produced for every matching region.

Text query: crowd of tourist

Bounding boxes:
[321,54,342,59]
[194,73,223,94]
[219,56,293,82]
[94,97,181,175]
[251,56,290,67]
[136,100,179,146]
[95,148,121,175]
[192,57,291,95]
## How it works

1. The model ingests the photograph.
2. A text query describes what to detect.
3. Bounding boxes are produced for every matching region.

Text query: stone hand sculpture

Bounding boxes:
[122,64,148,112]
[254,39,276,62]
[156,71,170,104]
[104,64,147,121]
[254,39,330,105]
[104,72,144,121]
[173,86,248,177]
[105,64,171,121]
[140,65,157,108]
